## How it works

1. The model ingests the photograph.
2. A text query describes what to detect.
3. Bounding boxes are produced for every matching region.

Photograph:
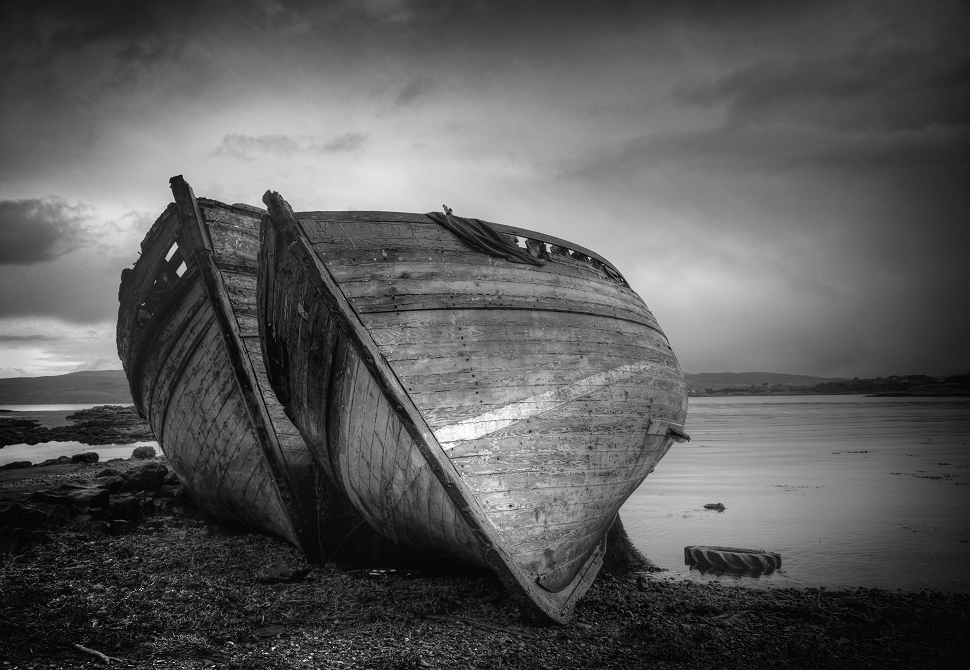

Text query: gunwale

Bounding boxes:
[294,210,624,278]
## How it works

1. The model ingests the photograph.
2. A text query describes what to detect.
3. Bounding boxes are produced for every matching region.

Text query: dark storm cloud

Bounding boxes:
[0,203,150,324]
[673,53,970,132]
[0,0,815,74]
[0,250,131,323]
[568,6,970,178]
[0,199,91,265]
[569,124,970,179]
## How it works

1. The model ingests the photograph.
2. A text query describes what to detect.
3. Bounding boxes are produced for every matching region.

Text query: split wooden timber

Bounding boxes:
[258,193,689,623]
[117,177,337,560]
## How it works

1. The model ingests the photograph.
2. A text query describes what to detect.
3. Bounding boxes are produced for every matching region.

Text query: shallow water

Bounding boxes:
[0,403,130,412]
[621,395,970,593]
[0,440,160,464]
[1,404,158,464]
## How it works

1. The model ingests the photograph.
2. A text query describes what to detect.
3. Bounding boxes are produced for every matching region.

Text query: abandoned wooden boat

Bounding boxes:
[257,192,689,622]
[116,176,359,561]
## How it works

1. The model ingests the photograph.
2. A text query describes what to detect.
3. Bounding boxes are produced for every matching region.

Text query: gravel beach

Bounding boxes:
[1,460,967,669]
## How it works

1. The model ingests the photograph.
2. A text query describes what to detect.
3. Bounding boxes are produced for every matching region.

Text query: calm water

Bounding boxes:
[0,404,130,412]
[0,403,160,464]
[0,441,160,464]
[622,395,970,593]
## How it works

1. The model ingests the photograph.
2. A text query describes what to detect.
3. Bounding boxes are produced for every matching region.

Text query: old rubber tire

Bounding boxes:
[684,545,782,571]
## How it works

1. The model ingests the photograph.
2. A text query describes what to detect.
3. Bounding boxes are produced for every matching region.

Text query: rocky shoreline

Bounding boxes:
[0,405,154,449]
[1,460,966,668]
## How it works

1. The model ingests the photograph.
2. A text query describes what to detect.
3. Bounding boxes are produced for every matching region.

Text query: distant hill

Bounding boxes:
[683,371,848,392]
[683,371,969,397]
[0,370,132,405]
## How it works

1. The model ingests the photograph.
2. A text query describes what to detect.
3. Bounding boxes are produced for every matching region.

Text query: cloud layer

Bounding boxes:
[0,0,967,377]
[0,198,91,265]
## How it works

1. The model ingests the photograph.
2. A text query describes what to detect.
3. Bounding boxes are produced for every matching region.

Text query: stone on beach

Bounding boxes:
[126,461,168,490]
[131,445,156,459]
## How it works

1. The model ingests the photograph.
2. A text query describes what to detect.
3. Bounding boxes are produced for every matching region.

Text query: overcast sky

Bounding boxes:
[0,0,967,379]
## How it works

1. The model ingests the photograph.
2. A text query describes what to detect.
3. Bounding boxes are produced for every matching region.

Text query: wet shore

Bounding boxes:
[1,461,966,669]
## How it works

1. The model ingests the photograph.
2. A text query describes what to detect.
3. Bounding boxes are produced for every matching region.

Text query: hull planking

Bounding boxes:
[258,193,688,622]
[117,177,351,561]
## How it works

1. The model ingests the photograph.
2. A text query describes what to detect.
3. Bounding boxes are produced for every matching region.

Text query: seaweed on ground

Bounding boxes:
[1,464,967,669]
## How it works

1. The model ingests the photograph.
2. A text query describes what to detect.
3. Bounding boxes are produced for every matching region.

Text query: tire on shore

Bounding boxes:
[684,545,782,572]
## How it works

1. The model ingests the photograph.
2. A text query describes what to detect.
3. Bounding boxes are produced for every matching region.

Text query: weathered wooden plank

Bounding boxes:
[410,385,685,432]
[395,349,672,383]
[299,211,433,224]
[466,474,648,499]
[484,493,640,520]
[342,287,651,324]
[355,373,383,517]
[448,435,670,461]
[415,388,688,426]
[166,327,224,449]
[301,212,624,277]
[370,391,394,524]
[360,308,668,342]
[318,245,621,289]
[368,320,669,351]
[335,348,365,511]
[234,314,258,337]
[165,336,288,534]
[332,261,644,309]
[450,445,661,474]
[117,204,182,371]
[304,301,339,469]
[386,342,679,372]
[385,340,676,373]
[220,269,258,301]
[420,366,686,397]
[318,256,642,308]
[142,287,213,432]
[508,529,607,561]
[126,268,203,413]
[349,293,656,325]
[201,202,263,231]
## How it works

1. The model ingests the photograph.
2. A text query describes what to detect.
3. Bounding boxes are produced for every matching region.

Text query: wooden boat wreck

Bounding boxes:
[117,176,367,561]
[257,192,689,622]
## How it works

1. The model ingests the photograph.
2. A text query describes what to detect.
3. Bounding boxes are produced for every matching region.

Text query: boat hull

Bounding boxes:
[117,178,360,560]
[258,195,688,621]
